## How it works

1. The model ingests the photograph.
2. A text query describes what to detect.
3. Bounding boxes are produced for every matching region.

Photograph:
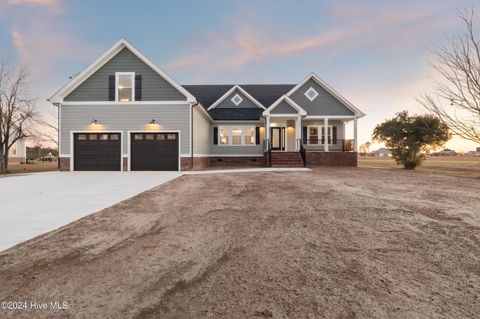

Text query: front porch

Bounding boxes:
[263,115,359,167]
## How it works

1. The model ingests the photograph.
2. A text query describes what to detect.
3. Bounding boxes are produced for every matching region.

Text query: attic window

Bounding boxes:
[116,72,135,102]
[231,94,243,106]
[305,87,318,101]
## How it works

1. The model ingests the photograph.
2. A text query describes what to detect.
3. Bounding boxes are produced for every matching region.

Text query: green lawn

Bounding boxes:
[358,156,480,179]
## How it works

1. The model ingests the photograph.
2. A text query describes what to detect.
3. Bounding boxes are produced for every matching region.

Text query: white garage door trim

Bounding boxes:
[127,130,181,171]
[70,130,124,172]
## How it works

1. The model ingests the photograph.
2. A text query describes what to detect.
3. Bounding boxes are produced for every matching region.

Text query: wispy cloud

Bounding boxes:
[166,2,455,74]
[7,0,58,6]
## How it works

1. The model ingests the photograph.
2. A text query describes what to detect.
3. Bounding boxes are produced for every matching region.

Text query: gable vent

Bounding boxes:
[305,87,318,101]
[231,94,243,106]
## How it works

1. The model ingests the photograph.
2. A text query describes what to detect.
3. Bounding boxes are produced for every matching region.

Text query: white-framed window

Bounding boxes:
[231,94,243,106]
[218,126,256,146]
[115,72,135,102]
[307,125,333,145]
[305,87,318,101]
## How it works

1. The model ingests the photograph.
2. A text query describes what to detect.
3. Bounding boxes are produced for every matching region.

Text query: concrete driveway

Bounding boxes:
[0,171,181,251]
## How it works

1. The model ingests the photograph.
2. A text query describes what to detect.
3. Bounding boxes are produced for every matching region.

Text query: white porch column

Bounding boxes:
[265,116,270,140]
[353,117,358,152]
[324,117,329,152]
[295,116,301,151]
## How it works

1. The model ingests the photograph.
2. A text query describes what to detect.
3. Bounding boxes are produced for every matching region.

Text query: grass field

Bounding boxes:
[359,156,480,179]
[4,162,58,175]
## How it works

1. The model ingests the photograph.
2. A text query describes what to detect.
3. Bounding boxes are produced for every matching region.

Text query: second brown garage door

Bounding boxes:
[130,132,179,171]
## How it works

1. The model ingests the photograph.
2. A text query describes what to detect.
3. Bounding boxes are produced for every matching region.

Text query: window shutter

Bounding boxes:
[302,127,307,143]
[213,127,218,145]
[332,127,337,144]
[135,75,142,101]
[108,75,115,101]
[255,127,260,144]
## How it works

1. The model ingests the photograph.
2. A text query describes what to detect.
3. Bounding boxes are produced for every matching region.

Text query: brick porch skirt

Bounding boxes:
[305,152,357,167]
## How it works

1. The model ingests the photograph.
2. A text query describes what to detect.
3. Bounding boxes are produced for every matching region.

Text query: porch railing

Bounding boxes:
[263,138,272,167]
[298,138,307,167]
[302,138,354,152]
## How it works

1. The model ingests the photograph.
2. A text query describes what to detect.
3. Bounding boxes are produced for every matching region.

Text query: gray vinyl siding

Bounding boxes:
[210,122,264,156]
[65,47,186,102]
[271,101,298,114]
[215,89,261,109]
[290,79,354,116]
[192,106,211,155]
[60,104,191,155]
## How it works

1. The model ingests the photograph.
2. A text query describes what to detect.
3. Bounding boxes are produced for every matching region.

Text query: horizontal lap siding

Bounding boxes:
[210,122,264,155]
[60,104,191,155]
[290,79,354,116]
[193,107,211,155]
[216,89,259,109]
[64,48,186,101]
[271,101,298,114]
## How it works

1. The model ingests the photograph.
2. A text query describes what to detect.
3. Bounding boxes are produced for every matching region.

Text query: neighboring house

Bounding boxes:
[465,150,480,157]
[49,39,365,171]
[432,148,457,156]
[371,147,391,158]
[8,139,26,164]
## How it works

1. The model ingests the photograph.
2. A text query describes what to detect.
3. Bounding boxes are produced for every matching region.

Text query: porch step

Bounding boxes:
[270,152,304,167]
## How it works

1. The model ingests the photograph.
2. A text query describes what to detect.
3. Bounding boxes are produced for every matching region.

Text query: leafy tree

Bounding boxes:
[372,111,451,169]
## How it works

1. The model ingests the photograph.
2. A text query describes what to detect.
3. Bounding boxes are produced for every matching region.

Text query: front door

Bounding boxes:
[270,127,284,151]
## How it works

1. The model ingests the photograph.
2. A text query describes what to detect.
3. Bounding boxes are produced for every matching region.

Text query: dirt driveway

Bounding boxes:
[0,168,479,318]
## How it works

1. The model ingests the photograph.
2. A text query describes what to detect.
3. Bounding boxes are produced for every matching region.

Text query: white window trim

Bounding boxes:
[115,72,135,102]
[307,125,334,145]
[218,126,256,146]
[231,93,243,106]
[305,87,319,101]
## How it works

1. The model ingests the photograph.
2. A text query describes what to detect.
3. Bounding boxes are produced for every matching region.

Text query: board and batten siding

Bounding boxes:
[64,47,186,102]
[60,104,191,155]
[192,106,211,155]
[290,79,354,116]
[271,101,298,114]
[210,122,264,156]
[215,89,260,109]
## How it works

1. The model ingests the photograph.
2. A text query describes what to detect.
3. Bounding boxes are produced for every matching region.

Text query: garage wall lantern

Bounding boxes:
[150,119,156,124]
[90,119,98,124]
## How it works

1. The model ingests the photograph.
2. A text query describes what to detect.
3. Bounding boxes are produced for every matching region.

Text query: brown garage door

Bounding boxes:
[73,133,121,171]
[130,132,179,171]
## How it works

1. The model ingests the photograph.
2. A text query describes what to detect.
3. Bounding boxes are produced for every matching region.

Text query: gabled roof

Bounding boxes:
[183,84,294,120]
[283,73,365,117]
[49,39,196,104]
[207,85,266,110]
[263,95,307,116]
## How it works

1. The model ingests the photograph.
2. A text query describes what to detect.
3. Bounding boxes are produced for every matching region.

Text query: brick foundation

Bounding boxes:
[123,157,128,171]
[305,151,357,167]
[208,156,264,167]
[59,157,71,171]
[180,157,211,171]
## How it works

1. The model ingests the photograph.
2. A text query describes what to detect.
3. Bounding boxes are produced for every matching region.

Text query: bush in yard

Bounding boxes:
[372,111,451,169]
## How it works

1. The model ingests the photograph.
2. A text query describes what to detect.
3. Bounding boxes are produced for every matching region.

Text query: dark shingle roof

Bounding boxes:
[183,84,295,120]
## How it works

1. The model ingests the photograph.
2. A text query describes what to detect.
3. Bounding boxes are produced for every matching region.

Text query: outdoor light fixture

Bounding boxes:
[150,119,156,124]
[91,119,98,124]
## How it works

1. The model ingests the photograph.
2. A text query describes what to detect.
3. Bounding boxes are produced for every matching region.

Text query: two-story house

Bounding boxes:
[49,39,365,171]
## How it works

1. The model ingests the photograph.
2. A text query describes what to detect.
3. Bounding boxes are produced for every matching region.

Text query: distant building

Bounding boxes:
[477,147,480,152]
[432,148,457,156]
[371,147,391,158]
[8,139,26,163]
[465,151,480,157]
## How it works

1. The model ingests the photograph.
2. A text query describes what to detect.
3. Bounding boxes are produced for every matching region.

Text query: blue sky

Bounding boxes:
[0,0,478,150]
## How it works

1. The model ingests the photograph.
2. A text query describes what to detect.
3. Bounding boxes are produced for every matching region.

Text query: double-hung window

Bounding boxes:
[218,126,256,146]
[116,72,135,102]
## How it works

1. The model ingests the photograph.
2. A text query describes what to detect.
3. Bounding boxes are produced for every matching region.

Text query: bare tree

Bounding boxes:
[0,61,37,173]
[419,8,480,144]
